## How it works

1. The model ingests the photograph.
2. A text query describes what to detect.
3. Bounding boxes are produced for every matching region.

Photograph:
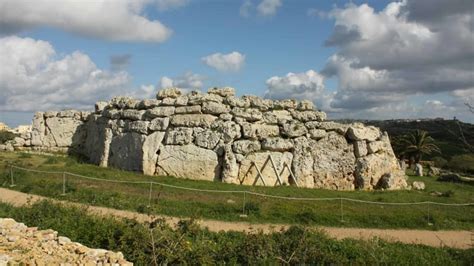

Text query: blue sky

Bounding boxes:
[0,0,473,127]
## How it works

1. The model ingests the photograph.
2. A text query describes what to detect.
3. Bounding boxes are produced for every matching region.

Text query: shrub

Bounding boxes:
[0,130,15,144]
[448,154,474,174]
[432,156,448,168]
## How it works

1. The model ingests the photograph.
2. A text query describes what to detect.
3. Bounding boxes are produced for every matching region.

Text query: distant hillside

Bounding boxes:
[336,119,474,160]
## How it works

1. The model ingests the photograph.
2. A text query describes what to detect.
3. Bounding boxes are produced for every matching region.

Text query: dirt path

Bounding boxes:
[0,188,472,249]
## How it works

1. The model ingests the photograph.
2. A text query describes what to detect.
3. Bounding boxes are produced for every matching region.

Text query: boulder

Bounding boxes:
[225,96,250,108]
[149,117,170,131]
[156,87,182,99]
[290,110,326,122]
[175,95,189,106]
[138,99,161,109]
[95,101,108,113]
[146,107,175,118]
[282,121,308,138]
[170,114,217,128]
[211,120,241,143]
[175,105,202,114]
[31,112,45,146]
[273,99,297,110]
[312,132,356,190]
[297,100,315,111]
[108,132,145,172]
[202,101,231,115]
[125,121,149,134]
[355,153,407,190]
[103,109,121,119]
[231,107,262,121]
[412,181,425,190]
[156,144,220,181]
[222,145,239,184]
[346,124,381,141]
[242,123,279,140]
[353,141,368,158]
[261,138,293,152]
[427,166,441,176]
[238,152,293,186]
[193,128,221,149]
[232,140,261,155]
[367,140,384,154]
[164,127,193,145]
[208,87,235,97]
[306,121,348,135]
[13,137,26,147]
[142,131,165,175]
[245,96,274,111]
[43,117,83,147]
[308,129,327,140]
[160,97,176,106]
[262,110,292,125]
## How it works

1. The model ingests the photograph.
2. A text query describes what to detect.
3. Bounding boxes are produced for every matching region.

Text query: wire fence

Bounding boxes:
[5,164,474,225]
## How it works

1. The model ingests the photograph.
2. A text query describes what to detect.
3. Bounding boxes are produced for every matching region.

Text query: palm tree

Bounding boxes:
[400,130,441,165]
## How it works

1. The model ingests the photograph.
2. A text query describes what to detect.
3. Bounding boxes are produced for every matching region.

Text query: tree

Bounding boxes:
[400,130,441,165]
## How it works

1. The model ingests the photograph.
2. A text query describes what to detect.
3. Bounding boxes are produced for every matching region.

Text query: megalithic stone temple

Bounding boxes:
[3,87,408,190]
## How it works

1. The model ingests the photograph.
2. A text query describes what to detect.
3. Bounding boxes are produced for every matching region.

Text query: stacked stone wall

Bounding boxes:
[3,87,408,190]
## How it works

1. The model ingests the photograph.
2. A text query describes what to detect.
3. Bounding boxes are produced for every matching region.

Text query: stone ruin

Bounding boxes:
[3,87,408,190]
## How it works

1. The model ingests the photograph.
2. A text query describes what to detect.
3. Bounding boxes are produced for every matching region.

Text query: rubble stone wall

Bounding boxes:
[3,87,408,190]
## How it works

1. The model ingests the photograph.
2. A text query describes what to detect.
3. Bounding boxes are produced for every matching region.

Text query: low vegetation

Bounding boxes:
[0,130,15,144]
[0,201,471,265]
[1,152,473,230]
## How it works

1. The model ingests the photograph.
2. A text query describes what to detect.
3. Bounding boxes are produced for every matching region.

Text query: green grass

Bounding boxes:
[1,152,473,230]
[0,201,472,265]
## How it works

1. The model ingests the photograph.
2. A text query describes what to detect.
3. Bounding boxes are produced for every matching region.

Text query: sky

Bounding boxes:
[0,0,473,127]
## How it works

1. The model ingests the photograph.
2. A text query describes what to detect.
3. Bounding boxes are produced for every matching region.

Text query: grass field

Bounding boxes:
[1,151,473,230]
[1,201,472,265]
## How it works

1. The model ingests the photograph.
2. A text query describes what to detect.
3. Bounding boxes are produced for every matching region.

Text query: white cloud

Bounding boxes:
[202,52,245,72]
[156,0,189,11]
[264,70,335,110]
[239,0,282,17]
[0,0,172,42]
[257,0,282,16]
[158,72,205,90]
[0,36,155,112]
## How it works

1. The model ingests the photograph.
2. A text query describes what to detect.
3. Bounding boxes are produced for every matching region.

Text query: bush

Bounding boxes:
[448,154,474,174]
[432,156,448,168]
[0,130,15,144]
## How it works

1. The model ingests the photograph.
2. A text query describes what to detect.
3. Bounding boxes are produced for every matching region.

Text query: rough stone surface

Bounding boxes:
[12,88,408,191]
[412,181,425,190]
[156,144,220,181]
[238,152,293,186]
[0,218,131,265]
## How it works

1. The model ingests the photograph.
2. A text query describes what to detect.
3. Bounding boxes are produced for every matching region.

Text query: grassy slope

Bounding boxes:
[0,201,472,265]
[1,152,473,230]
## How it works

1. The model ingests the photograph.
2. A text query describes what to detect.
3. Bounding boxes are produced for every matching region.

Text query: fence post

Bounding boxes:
[148,182,153,207]
[340,197,344,223]
[242,191,247,216]
[9,165,15,187]
[61,172,66,196]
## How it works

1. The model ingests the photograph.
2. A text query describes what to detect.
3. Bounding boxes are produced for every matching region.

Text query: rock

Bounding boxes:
[274,99,297,109]
[95,102,108,113]
[306,121,349,135]
[412,181,425,190]
[308,129,327,140]
[415,163,423,176]
[353,141,368,158]
[290,110,326,122]
[202,101,231,115]
[156,144,220,181]
[238,152,293,186]
[156,87,182,99]
[282,121,308,138]
[110,96,136,109]
[292,137,315,187]
[103,108,121,119]
[313,132,356,190]
[208,87,235,97]
[165,127,193,145]
[225,96,250,108]
[175,95,189,106]
[31,112,45,146]
[231,107,262,121]
[58,236,71,245]
[367,140,384,154]
[261,138,293,152]
[138,99,161,109]
[297,100,315,111]
[194,128,221,149]
[346,124,381,141]
[176,105,202,114]
[437,173,462,183]
[219,113,233,121]
[242,123,279,140]
[125,120,149,134]
[427,166,441,176]
[245,96,274,111]
[355,153,407,190]
[142,131,165,175]
[146,106,176,118]
[108,132,146,172]
[222,145,239,184]
[149,117,170,131]
[13,137,26,147]
[170,114,217,128]
[58,110,78,118]
[232,140,261,155]
[44,111,58,118]
[262,110,292,125]
[211,120,241,143]
[43,117,84,147]
[160,97,177,106]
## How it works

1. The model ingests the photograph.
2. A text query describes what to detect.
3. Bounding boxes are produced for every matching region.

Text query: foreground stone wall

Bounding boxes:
[3,87,408,190]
